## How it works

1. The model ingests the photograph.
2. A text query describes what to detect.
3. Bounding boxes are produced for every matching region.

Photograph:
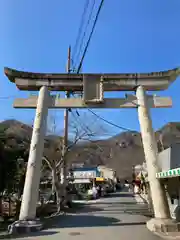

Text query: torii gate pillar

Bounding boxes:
[136,85,170,218]
[19,86,49,221]
[136,86,180,233]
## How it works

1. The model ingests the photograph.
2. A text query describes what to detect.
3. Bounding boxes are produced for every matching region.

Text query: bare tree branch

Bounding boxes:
[42,156,53,170]
[43,108,109,176]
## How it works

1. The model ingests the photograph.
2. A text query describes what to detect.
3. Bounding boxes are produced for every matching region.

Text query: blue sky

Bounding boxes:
[0,0,180,137]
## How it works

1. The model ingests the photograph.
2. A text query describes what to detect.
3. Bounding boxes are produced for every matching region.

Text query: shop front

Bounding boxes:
[156,143,180,220]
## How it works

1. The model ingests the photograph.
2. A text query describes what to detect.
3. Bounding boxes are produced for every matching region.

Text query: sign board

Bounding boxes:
[72,163,84,168]
[73,170,96,179]
[95,177,105,182]
[73,179,91,184]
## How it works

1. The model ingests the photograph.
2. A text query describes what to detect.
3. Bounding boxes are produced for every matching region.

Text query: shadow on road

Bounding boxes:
[118,221,146,226]
[63,203,104,214]
[47,214,146,229]
[88,201,137,206]
[77,203,152,218]
[101,209,152,218]
[104,192,134,198]
[124,208,153,217]
[0,230,58,239]
[49,214,120,228]
[75,206,104,213]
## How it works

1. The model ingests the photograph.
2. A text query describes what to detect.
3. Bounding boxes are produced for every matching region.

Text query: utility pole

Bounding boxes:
[61,46,71,198]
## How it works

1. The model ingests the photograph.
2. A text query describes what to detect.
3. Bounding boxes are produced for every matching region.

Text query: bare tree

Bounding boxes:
[158,133,164,151]
[42,110,108,212]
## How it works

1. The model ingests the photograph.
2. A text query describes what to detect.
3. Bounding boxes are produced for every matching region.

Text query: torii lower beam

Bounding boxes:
[13,95,172,108]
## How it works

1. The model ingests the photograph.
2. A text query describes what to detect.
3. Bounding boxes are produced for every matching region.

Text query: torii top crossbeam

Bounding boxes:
[4,67,180,91]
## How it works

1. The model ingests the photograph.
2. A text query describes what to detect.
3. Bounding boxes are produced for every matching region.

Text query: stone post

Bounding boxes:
[19,86,49,221]
[136,85,170,219]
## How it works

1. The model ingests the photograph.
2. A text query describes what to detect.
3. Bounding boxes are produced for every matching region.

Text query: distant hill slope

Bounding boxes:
[1,119,180,180]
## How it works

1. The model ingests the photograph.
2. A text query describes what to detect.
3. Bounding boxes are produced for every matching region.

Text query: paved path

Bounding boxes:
[3,192,161,240]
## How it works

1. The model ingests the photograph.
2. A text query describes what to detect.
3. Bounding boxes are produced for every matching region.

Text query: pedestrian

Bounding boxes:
[124,180,130,192]
[99,185,102,197]
[135,178,141,194]
[134,183,139,194]
[97,185,102,197]
[96,185,100,197]
[140,172,146,194]
[132,180,135,193]
[66,186,72,208]
[92,185,97,199]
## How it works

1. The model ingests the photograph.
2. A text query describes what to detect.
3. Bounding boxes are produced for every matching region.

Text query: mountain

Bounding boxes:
[64,123,180,179]
[67,131,144,179]
[1,119,180,180]
[0,119,63,162]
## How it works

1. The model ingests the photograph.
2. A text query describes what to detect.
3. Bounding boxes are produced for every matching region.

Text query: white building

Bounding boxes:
[97,165,117,183]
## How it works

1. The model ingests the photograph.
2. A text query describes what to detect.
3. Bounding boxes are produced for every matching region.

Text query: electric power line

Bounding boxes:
[71,93,136,132]
[74,0,96,69]
[0,96,16,99]
[72,0,91,64]
[71,0,136,133]
[70,110,94,136]
[87,109,136,132]
[77,0,105,73]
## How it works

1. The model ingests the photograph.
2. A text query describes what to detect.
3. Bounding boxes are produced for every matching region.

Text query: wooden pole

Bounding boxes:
[61,46,71,197]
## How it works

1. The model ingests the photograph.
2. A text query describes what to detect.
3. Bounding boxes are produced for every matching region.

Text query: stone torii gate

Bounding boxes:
[4,67,180,233]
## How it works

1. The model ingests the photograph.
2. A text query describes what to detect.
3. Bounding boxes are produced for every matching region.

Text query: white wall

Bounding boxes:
[97,166,116,182]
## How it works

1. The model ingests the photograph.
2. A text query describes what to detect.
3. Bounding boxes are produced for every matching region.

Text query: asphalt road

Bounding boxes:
[2,191,161,240]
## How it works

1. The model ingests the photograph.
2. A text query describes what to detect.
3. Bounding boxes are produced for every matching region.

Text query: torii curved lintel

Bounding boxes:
[4,67,180,91]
